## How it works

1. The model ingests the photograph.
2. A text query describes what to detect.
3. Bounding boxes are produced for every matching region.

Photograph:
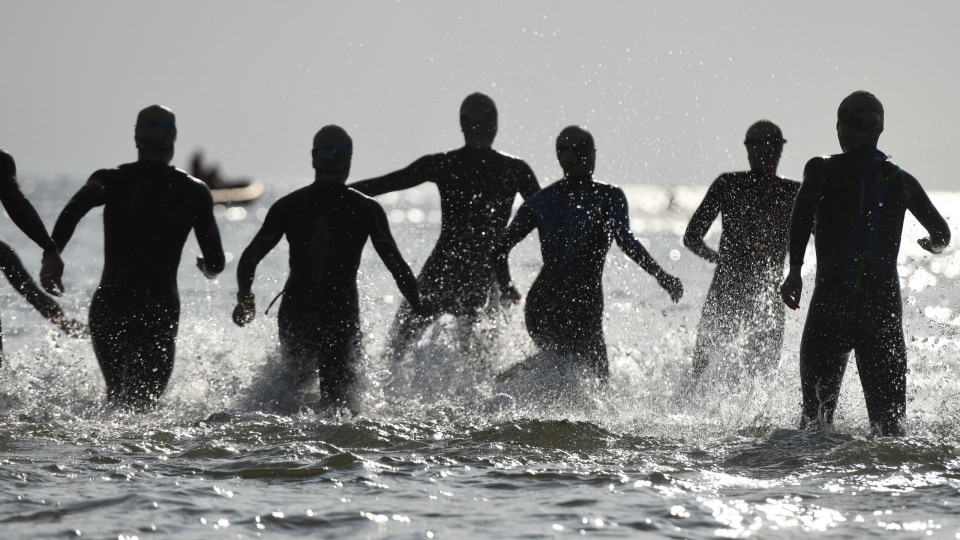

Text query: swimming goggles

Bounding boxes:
[135,122,177,134]
[312,144,353,159]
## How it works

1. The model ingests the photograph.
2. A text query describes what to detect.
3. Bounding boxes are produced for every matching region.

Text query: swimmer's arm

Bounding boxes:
[904,174,951,254]
[0,154,59,254]
[611,189,683,302]
[492,204,536,300]
[369,204,421,310]
[50,179,107,252]
[787,158,827,270]
[682,180,722,264]
[781,158,826,309]
[350,156,432,196]
[517,162,540,200]
[192,184,225,278]
[236,204,285,297]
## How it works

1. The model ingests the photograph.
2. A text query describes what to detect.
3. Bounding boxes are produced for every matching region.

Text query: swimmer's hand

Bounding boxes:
[918,237,946,255]
[233,293,256,327]
[657,272,683,303]
[501,284,522,305]
[780,268,802,310]
[40,249,65,296]
[197,256,220,279]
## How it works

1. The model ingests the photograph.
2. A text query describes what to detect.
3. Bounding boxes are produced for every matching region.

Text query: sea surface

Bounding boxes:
[1,175,959,539]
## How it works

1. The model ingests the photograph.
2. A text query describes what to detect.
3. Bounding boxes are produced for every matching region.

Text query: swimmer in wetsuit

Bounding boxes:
[492,126,683,380]
[46,105,225,409]
[350,93,539,361]
[0,151,83,364]
[684,121,800,376]
[232,125,421,409]
[780,91,950,436]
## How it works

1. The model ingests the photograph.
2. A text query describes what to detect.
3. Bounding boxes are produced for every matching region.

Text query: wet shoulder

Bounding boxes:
[802,154,833,178]
[778,175,801,196]
[345,185,385,214]
[591,179,627,200]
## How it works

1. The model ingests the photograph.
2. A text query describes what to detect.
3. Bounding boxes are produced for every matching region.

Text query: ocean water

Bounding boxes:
[0,175,959,539]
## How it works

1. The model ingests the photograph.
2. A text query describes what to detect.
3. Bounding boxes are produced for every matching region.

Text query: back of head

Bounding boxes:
[312,124,353,175]
[460,93,497,147]
[744,120,786,149]
[837,90,884,140]
[135,105,177,159]
[556,125,595,176]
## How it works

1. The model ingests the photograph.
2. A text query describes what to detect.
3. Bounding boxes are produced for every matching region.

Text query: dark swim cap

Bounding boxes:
[312,125,353,171]
[744,120,786,146]
[837,91,884,138]
[135,105,177,150]
[460,93,497,133]
[556,125,595,170]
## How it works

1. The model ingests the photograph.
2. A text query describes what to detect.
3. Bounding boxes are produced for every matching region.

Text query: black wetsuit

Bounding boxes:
[684,170,800,374]
[236,181,419,406]
[51,161,225,407]
[789,146,949,435]
[493,175,666,380]
[0,151,68,363]
[351,146,539,359]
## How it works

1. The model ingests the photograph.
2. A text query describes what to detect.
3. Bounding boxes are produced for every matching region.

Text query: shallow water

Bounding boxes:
[0,177,959,538]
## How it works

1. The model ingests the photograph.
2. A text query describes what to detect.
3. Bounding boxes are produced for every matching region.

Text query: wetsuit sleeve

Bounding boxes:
[788,157,828,269]
[350,156,433,196]
[0,239,61,320]
[517,162,540,200]
[492,202,537,290]
[368,203,420,307]
[903,173,951,251]
[236,202,286,296]
[0,152,58,253]
[192,183,225,275]
[682,178,722,263]
[50,175,109,252]
[610,188,664,277]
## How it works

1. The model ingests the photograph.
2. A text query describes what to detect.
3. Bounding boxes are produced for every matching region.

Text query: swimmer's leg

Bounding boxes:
[691,291,737,377]
[90,292,178,409]
[798,290,853,430]
[855,303,908,436]
[317,324,361,410]
[745,301,786,374]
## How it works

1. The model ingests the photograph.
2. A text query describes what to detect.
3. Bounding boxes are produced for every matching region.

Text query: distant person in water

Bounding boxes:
[45,105,225,409]
[780,91,950,436]
[350,93,539,361]
[233,125,422,409]
[492,126,683,381]
[0,151,83,364]
[683,121,799,377]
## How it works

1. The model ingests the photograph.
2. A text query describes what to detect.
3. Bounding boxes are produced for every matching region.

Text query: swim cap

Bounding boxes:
[556,125,595,170]
[134,105,177,150]
[460,93,497,133]
[837,91,884,138]
[744,120,786,146]
[312,125,353,171]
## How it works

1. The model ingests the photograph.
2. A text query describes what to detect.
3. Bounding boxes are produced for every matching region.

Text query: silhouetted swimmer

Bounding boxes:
[0,151,84,364]
[683,121,799,377]
[233,125,421,409]
[780,91,950,436]
[350,93,539,362]
[48,105,225,409]
[492,126,683,381]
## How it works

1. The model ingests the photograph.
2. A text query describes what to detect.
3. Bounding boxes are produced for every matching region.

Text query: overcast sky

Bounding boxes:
[2,1,957,189]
